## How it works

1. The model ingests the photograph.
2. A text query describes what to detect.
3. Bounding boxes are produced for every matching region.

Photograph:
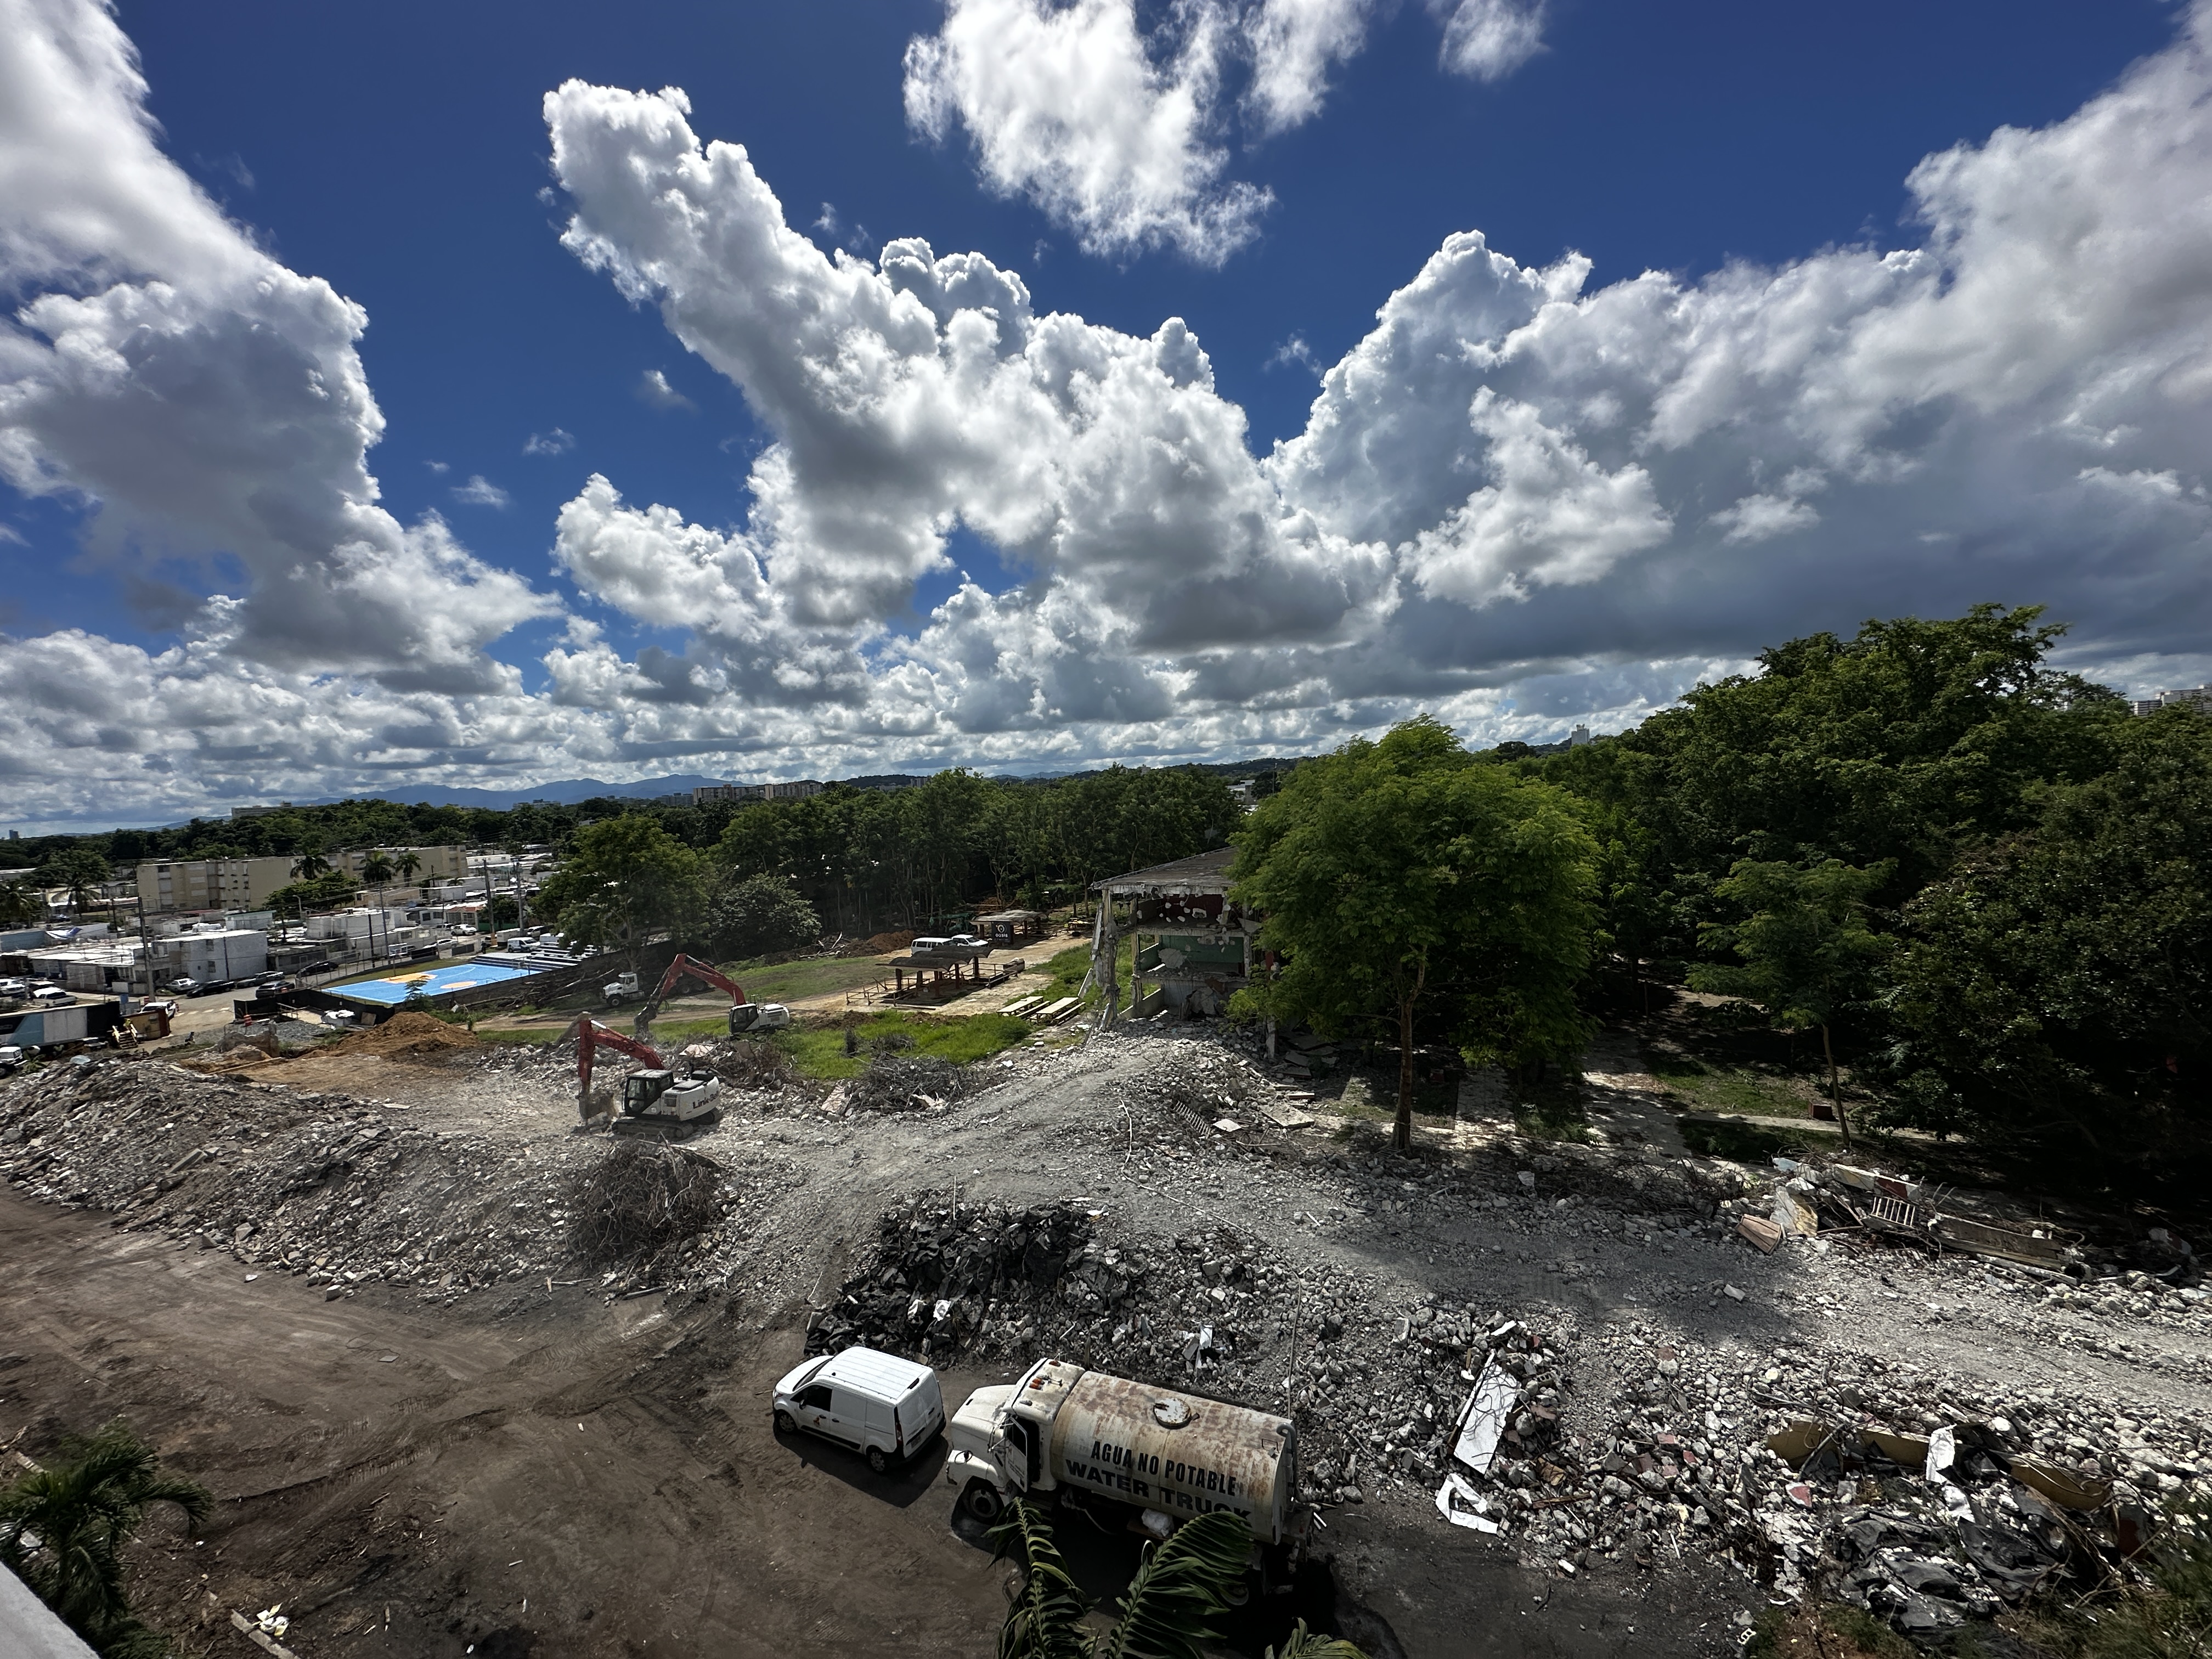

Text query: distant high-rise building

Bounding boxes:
[692,780,825,805]
[2134,685,2211,716]
[1568,724,1593,747]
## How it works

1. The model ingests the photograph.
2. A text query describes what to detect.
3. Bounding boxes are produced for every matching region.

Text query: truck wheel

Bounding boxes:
[1222,1575,1252,1609]
[867,1446,890,1474]
[774,1410,797,1437]
[962,1481,1004,1522]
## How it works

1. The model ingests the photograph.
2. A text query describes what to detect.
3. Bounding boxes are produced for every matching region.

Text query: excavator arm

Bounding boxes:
[564,1016,667,1122]
[632,952,749,1041]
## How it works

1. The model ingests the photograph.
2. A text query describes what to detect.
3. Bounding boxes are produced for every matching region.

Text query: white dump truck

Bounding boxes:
[944,1358,1306,1586]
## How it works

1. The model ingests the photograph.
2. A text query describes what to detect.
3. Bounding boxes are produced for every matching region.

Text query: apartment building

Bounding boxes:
[136,856,298,913]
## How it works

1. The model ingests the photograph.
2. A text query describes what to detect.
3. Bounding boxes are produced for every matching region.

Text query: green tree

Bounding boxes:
[0,878,44,927]
[705,873,820,960]
[393,850,423,891]
[0,1420,210,1658]
[1605,605,2121,906]
[1691,859,1892,1143]
[265,872,360,914]
[1232,717,1598,1152]
[1883,710,2212,1167]
[289,835,333,882]
[358,851,396,887]
[989,1503,1331,1659]
[40,847,110,913]
[535,816,701,949]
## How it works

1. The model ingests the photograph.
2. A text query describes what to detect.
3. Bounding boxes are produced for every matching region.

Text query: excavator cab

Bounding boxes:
[622,1069,675,1115]
[614,1064,725,1135]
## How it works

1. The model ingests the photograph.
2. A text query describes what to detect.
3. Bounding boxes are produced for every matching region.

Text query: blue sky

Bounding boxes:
[1,0,2206,828]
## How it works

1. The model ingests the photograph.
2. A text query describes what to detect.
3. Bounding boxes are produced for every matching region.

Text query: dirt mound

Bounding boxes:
[335,1009,480,1059]
[859,930,915,953]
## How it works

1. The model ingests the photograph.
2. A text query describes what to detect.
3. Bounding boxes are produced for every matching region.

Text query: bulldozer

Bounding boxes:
[564,1015,724,1136]
[628,953,791,1043]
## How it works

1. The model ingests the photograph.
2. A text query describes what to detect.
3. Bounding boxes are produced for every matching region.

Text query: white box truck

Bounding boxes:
[772,1346,945,1474]
[943,1358,1306,1587]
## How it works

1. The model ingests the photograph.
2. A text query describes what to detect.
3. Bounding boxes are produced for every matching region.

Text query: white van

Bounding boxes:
[771,1347,945,1474]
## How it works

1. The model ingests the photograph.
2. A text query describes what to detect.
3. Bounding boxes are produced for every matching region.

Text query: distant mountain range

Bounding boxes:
[351,774,735,810]
[353,758,1323,812]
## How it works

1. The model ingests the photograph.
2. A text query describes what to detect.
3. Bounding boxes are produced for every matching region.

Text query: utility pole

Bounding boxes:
[135,892,154,1004]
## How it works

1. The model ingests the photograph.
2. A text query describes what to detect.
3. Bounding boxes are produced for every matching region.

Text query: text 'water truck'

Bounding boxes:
[944,1358,1306,1593]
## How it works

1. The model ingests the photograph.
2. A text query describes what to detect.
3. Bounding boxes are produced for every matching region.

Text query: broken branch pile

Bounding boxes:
[563,1141,732,1273]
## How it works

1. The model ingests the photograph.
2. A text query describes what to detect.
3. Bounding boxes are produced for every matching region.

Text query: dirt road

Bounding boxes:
[0,1188,1014,1657]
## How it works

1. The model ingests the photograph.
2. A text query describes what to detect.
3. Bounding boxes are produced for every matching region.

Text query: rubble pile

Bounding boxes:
[711,1040,800,1094]
[839,1053,974,1115]
[1468,1317,2212,1633]
[0,1056,805,1300]
[809,1195,1093,1355]
[1132,1042,1259,1133]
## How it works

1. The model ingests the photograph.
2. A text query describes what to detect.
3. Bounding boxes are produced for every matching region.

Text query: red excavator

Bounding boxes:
[565,1015,725,1135]
[629,952,791,1043]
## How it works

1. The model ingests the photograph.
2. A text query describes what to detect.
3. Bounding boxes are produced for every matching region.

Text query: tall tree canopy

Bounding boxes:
[1232,718,1597,1151]
[1884,709,2212,1163]
[536,816,701,949]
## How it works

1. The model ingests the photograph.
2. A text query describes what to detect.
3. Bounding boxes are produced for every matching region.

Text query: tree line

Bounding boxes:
[532,765,1243,960]
[1246,604,2206,1173]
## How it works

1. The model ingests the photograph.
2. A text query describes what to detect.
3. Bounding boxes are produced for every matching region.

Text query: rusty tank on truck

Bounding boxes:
[942,1358,1302,1554]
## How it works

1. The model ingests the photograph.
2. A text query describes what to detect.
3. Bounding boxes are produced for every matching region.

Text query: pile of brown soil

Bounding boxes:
[333,1009,481,1059]
[857,931,915,954]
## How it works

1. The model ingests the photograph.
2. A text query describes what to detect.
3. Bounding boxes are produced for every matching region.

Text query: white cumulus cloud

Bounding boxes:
[451,475,510,508]
[1429,0,1547,82]
[0,0,557,691]
[900,0,1548,265]
[635,368,695,410]
[904,0,1271,264]
[8,0,2212,827]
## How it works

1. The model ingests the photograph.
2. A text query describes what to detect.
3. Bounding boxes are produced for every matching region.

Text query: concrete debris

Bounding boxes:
[842,1053,977,1115]
[0,1054,804,1301]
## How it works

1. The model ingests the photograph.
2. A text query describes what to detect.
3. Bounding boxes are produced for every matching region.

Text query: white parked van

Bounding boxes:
[772,1347,945,1474]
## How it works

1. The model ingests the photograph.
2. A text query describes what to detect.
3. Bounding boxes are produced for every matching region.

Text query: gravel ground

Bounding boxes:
[2,1018,2207,1654]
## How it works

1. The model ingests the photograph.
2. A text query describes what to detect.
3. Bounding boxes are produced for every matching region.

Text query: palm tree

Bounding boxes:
[0,1420,209,1658]
[289,838,332,882]
[394,850,423,897]
[988,1503,1363,1659]
[0,879,42,928]
[359,854,397,966]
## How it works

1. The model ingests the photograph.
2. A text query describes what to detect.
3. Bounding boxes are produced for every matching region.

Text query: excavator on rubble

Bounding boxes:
[622,952,791,1043]
[563,1015,725,1135]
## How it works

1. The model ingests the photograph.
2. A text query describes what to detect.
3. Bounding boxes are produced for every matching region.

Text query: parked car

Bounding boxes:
[141,998,179,1019]
[167,976,202,995]
[257,975,296,993]
[30,984,72,1003]
[0,1044,21,1073]
[772,1347,945,1474]
[0,977,25,997]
